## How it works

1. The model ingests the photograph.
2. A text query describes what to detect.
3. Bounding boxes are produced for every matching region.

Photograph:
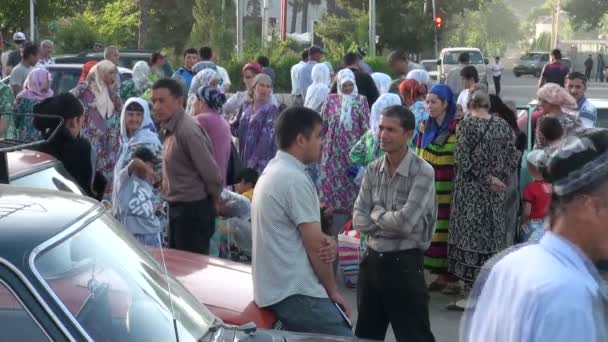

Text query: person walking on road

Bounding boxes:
[539,49,570,88]
[151,78,223,255]
[460,129,608,342]
[584,55,594,81]
[566,72,597,128]
[353,104,437,342]
[252,106,351,336]
[596,54,605,83]
[490,57,504,96]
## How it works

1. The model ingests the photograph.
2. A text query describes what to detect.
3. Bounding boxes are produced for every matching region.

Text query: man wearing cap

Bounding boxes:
[10,43,39,95]
[36,40,55,67]
[460,130,608,341]
[2,32,26,78]
[298,46,324,100]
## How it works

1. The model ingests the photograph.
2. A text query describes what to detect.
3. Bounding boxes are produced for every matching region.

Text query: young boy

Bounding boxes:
[538,115,564,149]
[233,168,258,201]
[520,150,551,242]
[115,146,162,247]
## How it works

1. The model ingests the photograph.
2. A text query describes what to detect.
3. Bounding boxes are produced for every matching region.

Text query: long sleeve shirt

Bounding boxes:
[160,110,222,203]
[353,148,437,252]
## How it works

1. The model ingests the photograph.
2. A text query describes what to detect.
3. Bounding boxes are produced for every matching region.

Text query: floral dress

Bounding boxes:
[7,98,42,141]
[319,93,370,212]
[71,82,122,197]
[237,101,279,175]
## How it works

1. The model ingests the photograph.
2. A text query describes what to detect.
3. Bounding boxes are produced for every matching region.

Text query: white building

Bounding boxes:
[535,16,552,39]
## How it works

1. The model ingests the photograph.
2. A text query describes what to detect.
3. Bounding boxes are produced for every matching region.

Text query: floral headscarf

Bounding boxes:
[197,85,227,112]
[17,67,53,101]
[337,68,359,131]
[86,60,118,118]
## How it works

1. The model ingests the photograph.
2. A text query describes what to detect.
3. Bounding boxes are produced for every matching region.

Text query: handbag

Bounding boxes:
[338,221,361,289]
[225,141,242,186]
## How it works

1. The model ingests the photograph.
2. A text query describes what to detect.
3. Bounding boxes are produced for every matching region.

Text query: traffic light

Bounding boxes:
[435,16,443,29]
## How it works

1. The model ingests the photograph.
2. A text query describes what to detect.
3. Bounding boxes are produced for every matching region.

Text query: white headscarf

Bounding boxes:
[337,69,358,131]
[370,93,402,138]
[371,72,392,95]
[87,60,117,118]
[406,69,432,88]
[132,61,151,92]
[304,63,331,111]
[187,69,222,115]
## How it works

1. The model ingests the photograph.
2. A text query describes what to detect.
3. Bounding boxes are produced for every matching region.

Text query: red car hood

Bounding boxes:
[149,248,276,329]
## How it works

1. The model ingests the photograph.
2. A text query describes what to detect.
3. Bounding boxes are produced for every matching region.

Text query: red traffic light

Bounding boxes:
[435,16,443,28]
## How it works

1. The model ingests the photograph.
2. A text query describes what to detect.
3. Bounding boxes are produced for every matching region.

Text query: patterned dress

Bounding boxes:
[319,94,370,212]
[349,130,383,167]
[237,101,279,175]
[415,119,457,272]
[0,83,14,114]
[7,98,42,141]
[448,116,518,285]
[71,82,122,196]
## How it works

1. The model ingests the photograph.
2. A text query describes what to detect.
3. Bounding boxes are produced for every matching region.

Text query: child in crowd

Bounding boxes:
[520,150,551,242]
[538,115,564,150]
[233,168,258,201]
[114,146,162,247]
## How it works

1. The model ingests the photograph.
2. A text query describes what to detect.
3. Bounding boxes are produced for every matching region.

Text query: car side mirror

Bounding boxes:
[484,58,489,65]
[436,59,441,66]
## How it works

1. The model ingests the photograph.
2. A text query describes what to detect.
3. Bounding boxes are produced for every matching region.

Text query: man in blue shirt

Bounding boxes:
[461,130,608,342]
[172,48,199,93]
[566,71,597,128]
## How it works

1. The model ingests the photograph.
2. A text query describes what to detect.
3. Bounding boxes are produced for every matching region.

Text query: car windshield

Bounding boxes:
[33,214,215,341]
[444,51,483,64]
[422,61,437,71]
[521,53,546,61]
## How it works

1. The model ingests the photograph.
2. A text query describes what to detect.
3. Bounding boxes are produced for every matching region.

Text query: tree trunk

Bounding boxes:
[301,0,309,33]
[138,0,149,49]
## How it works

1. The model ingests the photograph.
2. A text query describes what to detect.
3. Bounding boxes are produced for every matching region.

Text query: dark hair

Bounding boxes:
[22,43,38,60]
[275,107,323,150]
[235,168,259,186]
[566,71,587,86]
[458,52,470,64]
[183,48,198,57]
[199,46,213,60]
[125,102,145,112]
[152,78,184,98]
[343,52,360,66]
[539,116,564,142]
[490,95,518,132]
[551,49,562,60]
[301,49,309,61]
[149,52,164,65]
[388,49,408,63]
[33,93,84,137]
[461,65,479,83]
[256,56,270,67]
[132,146,157,163]
[381,105,415,132]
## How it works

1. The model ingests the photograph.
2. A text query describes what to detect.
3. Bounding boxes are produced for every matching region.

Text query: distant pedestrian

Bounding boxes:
[445,52,470,97]
[8,68,53,141]
[371,72,392,95]
[304,62,331,113]
[257,55,275,82]
[566,72,597,128]
[9,43,39,96]
[490,57,504,96]
[298,46,324,99]
[36,40,55,67]
[387,49,424,80]
[152,78,222,255]
[290,49,309,107]
[331,52,379,105]
[236,73,279,174]
[460,129,608,341]
[456,65,480,117]
[252,106,351,336]
[584,54,594,81]
[3,32,27,78]
[353,104,437,342]
[539,49,570,88]
[172,48,199,93]
[596,54,605,82]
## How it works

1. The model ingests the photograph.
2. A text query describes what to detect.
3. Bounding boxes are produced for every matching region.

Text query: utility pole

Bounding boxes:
[30,0,35,43]
[552,0,561,49]
[369,0,376,57]
[280,0,287,40]
[262,0,269,46]
[432,0,438,58]
[236,0,244,55]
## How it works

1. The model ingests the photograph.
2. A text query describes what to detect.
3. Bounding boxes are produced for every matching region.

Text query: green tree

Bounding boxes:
[145,0,195,56]
[95,0,139,47]
[191,0,236,61]
[54,16,101,52]
[315,8,368,60]
[563,0,608,31]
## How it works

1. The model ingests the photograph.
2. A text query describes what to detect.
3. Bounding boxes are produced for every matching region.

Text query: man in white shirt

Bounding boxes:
[490,56,504,96]
[298,46,323,100]
[460,130,608,342]
[36,40,55,67]
[290,49,309,107]
[456,66,479,117]
[252,106,351,336]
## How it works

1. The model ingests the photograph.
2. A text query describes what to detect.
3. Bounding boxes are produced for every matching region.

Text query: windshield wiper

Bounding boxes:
[198,319,257,342]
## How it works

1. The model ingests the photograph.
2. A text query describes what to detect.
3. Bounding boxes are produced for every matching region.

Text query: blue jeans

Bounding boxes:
[134,233,161,247]
[522,219,545,242]
[271,295,353,336]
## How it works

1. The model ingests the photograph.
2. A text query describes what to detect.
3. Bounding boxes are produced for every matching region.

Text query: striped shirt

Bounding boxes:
[353,148,438,252]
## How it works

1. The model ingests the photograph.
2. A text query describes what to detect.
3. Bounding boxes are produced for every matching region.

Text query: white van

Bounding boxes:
[437,47,489,86]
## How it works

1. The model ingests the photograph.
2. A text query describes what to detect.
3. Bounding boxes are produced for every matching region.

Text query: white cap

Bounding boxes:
[13,32,26,42]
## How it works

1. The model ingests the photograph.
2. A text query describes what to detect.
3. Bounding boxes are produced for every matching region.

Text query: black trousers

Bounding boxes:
[168,198,216,255]
[356,248,435,342]
[493,76,501,96]
[585,67,592,80]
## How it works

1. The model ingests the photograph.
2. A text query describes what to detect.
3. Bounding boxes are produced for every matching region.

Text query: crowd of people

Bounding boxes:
[0,30,606,341]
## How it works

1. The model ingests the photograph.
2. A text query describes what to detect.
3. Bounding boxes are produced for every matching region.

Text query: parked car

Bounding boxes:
[420,59,439,81]
[0,185,362,341]
[2,64,133,95]
[514,52,549,77]
[437,47,489,86]
[54,49,174,77]
[6,149,277,330]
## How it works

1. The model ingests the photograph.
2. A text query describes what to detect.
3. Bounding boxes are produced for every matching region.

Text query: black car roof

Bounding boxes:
[0,185,98,262]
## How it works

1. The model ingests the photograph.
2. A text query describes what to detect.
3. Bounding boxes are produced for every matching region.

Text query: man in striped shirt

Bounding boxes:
[353,105,437,342]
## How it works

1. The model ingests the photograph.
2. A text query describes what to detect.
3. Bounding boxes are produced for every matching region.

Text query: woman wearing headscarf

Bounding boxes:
[8,67,53,141]
[319,68,370,216]
[413,84,459,294]
[120,61,151,102]
[79,61,98,84]
[304,63,331,112]
[371,72,392,95]
[447,86,518,310]
[236,73,279,175]
[194,86,231,183]
[534,83,582,149]
[186,68,222,116]
[399,79,430,144]
[406,69,433,88]
[71,60,123,197]
[225,63,280,122]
